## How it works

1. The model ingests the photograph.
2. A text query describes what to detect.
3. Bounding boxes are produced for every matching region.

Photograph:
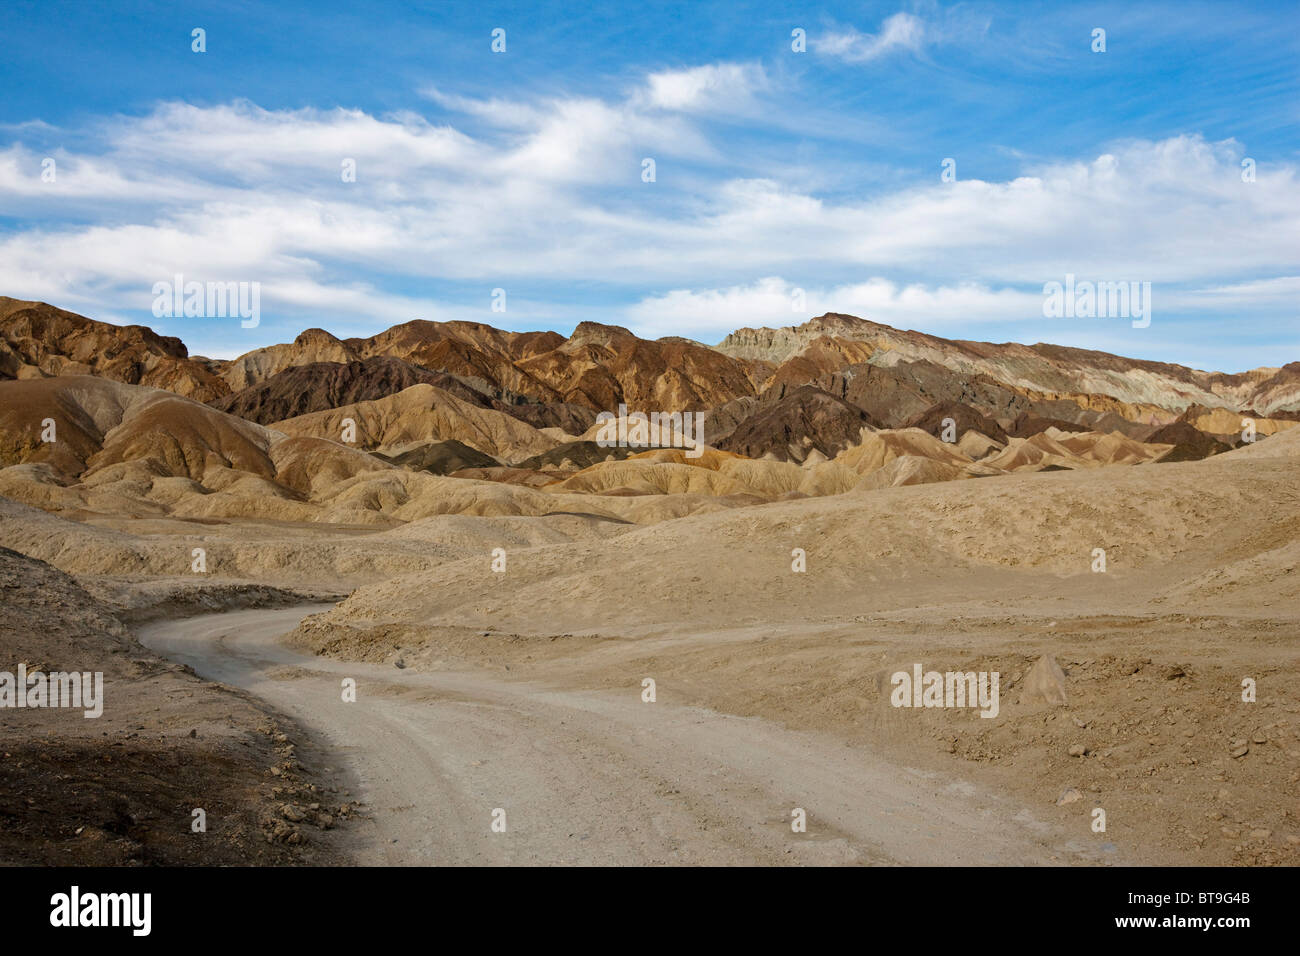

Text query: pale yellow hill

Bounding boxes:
[832,427,973,476]
[983,429,1171,472]
[575,414,710,453]
[853,455,967,490]
[1183,406,1298,439]
[956,429,1003,459]
[550,460,757,497]
[547,445,842,500]
[303,433,1300,641]
[221,329,360,390]
[271,383,558,463]
[1052,429,1172,465]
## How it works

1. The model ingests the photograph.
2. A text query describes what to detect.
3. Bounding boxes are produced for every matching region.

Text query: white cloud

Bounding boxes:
[1160,275,1300,316]
[0,73,1295,345]
[639,63,769,113]
[1180,275,1300,303]
[625,277,1044,338]
[818,13,927,62]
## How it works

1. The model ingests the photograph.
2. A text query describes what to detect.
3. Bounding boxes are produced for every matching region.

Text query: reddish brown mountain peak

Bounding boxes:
[715,313,892,363]
[441,320,501,334]
[801,312,902,338]
[367,318,443,340]
[293,328,344,347]
[565,321,636,346]
[0,297,226,399]
[805,312,874,327]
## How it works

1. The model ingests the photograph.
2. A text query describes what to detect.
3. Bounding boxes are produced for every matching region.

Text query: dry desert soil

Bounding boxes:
[2,432,1297,865]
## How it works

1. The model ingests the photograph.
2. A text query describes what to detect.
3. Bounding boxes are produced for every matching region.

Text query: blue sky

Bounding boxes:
[1,0,1297,370]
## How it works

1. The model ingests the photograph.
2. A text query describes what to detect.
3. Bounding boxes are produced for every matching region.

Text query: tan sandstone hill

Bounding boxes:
[270,383,560,463]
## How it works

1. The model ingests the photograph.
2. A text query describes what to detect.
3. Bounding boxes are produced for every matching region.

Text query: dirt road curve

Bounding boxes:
[138,607,1118,866]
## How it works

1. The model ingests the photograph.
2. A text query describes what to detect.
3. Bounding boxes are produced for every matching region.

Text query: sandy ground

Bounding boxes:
[137,606,1119,866]
[3,434,1299,866]
[269,442,1300,866]
[279,605,1300,866]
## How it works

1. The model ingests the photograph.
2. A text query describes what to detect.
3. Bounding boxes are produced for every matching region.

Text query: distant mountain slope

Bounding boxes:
[268,383,560,463]
[222,318,762,412]
[717,312,1300,415]
[716,385,879,463]
[212,357,497,424]
[0,297,229,402]
[5,298,1294,471]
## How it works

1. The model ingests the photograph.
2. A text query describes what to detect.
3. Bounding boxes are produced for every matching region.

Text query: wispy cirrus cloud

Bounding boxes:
[814,7,990,63]
[817,12,929,62]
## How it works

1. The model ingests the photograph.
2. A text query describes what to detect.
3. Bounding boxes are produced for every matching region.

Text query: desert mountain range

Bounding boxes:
[1,294,1296,525]
[5,294,1300,866]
